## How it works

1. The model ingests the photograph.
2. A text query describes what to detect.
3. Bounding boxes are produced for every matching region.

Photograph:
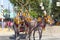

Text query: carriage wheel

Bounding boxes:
[33,27,42,40]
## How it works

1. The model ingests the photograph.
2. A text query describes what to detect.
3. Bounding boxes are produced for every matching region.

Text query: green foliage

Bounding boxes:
[29,10,38,18]
[9,0,44,18]
[52,0,60,20]
[3,9,10,13]
[10,0,60,20]
[29,0,42,14]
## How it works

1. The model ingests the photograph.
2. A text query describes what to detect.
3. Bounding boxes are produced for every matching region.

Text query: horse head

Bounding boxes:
[44,15,54,25]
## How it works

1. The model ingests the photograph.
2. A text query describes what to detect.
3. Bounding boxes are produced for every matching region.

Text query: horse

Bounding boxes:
[33,17,46,40]
[22,16,45,40]
[13,14,54,40]
[32,16,54,40]
[13,12,52,40]
[44,15,54,26]
[13,13,26,40]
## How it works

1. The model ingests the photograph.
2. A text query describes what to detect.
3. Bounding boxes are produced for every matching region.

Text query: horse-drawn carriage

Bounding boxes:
[13,12,46,40]
[13,12,32,40]
[13,11,55,40]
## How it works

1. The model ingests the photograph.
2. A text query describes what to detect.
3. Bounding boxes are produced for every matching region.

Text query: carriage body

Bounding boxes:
[13,16,26,35]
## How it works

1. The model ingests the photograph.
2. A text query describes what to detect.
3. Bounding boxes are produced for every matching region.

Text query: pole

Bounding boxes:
[1,0,4,30]
[2,18,4,30]
[1,5,4,30]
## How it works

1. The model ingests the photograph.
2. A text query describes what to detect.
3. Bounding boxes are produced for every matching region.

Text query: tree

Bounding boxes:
[3,9,10,18]
[10,0,60,18]
[29,10,38,18]
[3,9,10,14]
[9,0,43,17]
[52,0,60,20]
[10,0,30,12]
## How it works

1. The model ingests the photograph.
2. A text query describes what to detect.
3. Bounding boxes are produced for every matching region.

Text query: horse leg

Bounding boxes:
[13,24,17,37]
[28,27,32,40]
[13,24,19,40]
[38,27,42,40]
[15,28,20,40]
[14,28,18,40]
[33,29,35,40]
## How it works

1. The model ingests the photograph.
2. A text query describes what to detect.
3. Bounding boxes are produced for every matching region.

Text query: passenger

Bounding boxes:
[7,20,11,31]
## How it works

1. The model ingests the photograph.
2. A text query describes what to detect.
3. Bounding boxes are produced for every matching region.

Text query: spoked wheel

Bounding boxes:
[33,27,42,40]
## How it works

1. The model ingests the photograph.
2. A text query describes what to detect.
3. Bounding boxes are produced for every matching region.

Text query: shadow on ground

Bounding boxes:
[9,34,27,40]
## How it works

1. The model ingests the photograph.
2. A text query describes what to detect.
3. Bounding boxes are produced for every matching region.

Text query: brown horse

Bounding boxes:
[13,13,26,40]
[44,15,54,25]
[32,16,54,40]
[22,16,44,40]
